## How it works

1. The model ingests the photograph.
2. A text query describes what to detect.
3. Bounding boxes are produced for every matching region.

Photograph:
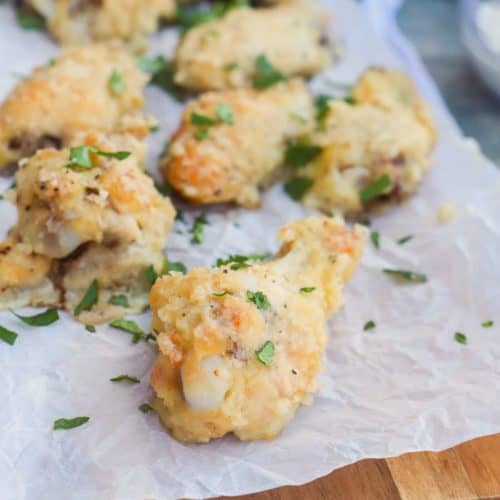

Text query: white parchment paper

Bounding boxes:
[1,1,500,499]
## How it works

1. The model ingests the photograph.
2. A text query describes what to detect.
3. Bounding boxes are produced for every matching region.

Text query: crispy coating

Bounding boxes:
[299,69,437,216]
[0,234,59,309]
[27,0,176,47]
[0,143,175,323]
[0,42,151,170]
[150,217,366,443]
[174,2,331,91]
[163,79,314,207]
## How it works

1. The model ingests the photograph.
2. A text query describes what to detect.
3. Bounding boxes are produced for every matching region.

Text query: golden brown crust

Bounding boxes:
[162,79,314,207]
[0,42,150,170]
[27,0,176,48]
[0,141,175,323]
[174,2,331,91]
[150,216,366,443]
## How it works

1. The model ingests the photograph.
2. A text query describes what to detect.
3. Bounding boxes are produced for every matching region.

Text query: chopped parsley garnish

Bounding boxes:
[85,325,96,333]
[195,128,210,140]
[213,291,232,297]
[482,320,494,328]
[284,143,322,168]
[0,325,18,346]
[110,374,140,384]
[344,96,357,106]
[191,112,218,127]
[217,103,234,124]
[164,259,188,275]
[364,320,376,331]
[12,308,59,326]
[370,231,380,249]
[246,290,270,310]
[190,214,208,244]
[74,280,99,316]
[145,265,158,287]
[255,340,274,366]
[67,145,130,169]
[253,54,286,89]
[284,177,314,200]
[223,62,238,71]
[108,295,130,308]
[315,95,331,124]
[360,218,371,227]
[383,269,428,283]
[154,180,171,196]
[108,69,125,96]
[110,319,144,344]
[454,332,467,345]
[300,287,316,293]
[215,253,270,270]
[16,7,46,30]
[139,55,185,101]
[397,235,413,245]
[53,416,90,431]
[139,403,153,413]
[149,125,159,133]
[360,174,393,203]
[176,0,249,30]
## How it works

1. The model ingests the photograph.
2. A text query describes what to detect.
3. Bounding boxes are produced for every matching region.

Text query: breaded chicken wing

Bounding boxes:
[0,141,175,323]
[294,69,437,216]
[26,0,175,48]
[174,2,331,91]
[162,79,314,207]
[149,217,366,443]
[0,42,151,170]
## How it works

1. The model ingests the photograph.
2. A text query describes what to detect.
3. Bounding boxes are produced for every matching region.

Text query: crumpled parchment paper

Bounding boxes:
[1,1,500,499]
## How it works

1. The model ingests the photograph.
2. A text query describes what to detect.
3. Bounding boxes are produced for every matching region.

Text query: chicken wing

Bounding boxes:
[162,79,314,207]
[149,216,366,443]
[174,1,331,91]
[0,42,151,170]
[294,68,437,217]
[0,139,175,323]
[25,0,176,48]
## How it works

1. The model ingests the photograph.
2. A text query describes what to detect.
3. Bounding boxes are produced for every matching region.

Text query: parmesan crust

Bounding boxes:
[149,217,366,443]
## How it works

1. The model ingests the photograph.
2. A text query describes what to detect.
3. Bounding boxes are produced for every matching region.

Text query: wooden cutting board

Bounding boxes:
[220,433,500,499]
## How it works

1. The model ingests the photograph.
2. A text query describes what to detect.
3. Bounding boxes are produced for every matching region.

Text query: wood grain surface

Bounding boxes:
[221,433,500,500]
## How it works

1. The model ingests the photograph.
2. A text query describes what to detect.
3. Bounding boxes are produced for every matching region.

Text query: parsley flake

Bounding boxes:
[67,145,130,169]
[164,259,188,275]
[482,320,494,328]
[284,177,314,200]
[16,7,46,30]
[191,112,217,126]
[139,403,153,413]
[110,319,144,344]
[110,374,140,384]
[108,69,125,96]
[300,287,316,293]
[315,95,331,125]
[195,128,209,140]
[215,253,270,270]
[217,103,234,124]
[85,325,96,333]
[364,320,376,331]
[190,214,208,244]
[397,235,413,245]
[53,416,90,430]
[145,265,158,287]
[246,290,270,310]
[360,174,393,203]
[0,325,18,346]
[74,280,99,316]
[284,143,322,168]
[370,231,380,249]
[383,269,428,283]
[139,55,185,101]
[454,332,467,345]
[213,291,232,297]
[255,340,274,366]
[12,308,59,326]
[108,295,130,308]
[253,54,286,89]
